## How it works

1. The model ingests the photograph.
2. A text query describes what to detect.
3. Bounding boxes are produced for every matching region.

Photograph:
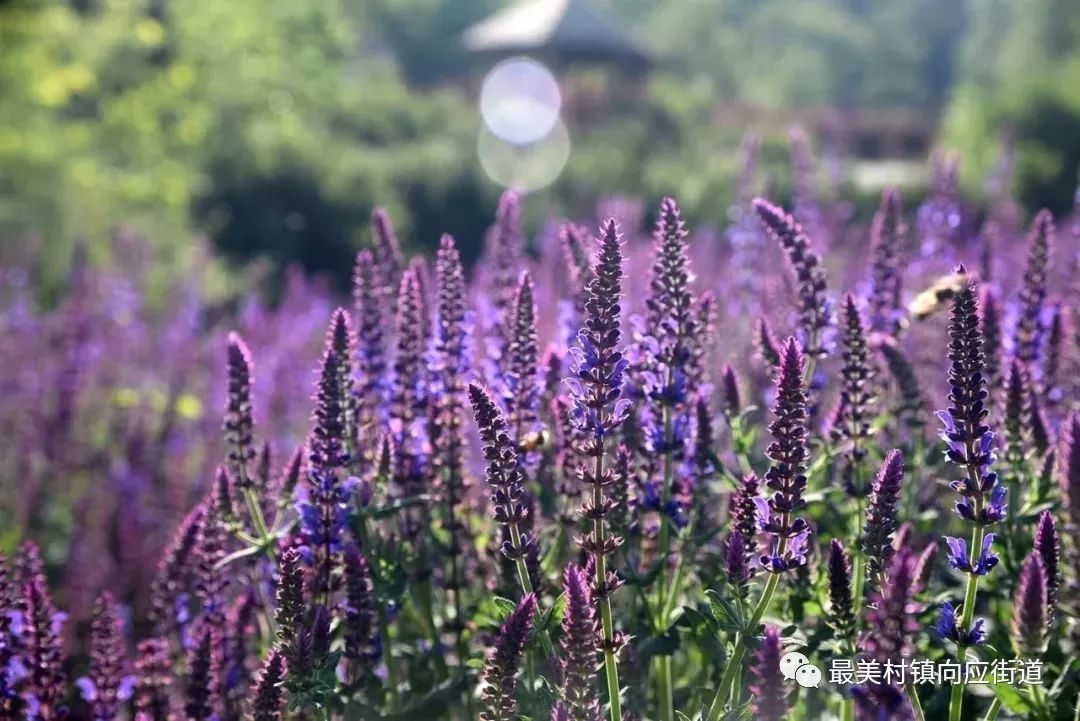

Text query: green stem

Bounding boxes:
[655,395,676,721]
[508,523,556,658]
[841,699,855,721]
[594,493,623,721]
[379,605,400,712]
[983,697,1002,721]
[949,494,985,721]
[705,572,781,721]
[657,656,674,721]
[906,681,926,721]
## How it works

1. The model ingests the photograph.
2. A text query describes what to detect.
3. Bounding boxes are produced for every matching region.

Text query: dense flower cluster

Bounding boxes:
[1,156,1079,721]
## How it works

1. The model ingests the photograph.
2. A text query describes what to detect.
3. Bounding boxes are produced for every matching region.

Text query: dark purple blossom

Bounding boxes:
[133,639,172,721]
[21,574,67,720]
[1011,554,1048,656]
[837,295,875,493]
[224,332,257,487]
[184,625,219,721]
[753,198,831,358]
[749,626,788,721]
[1014,210,1053,367]
[342,546,378,678]
[556,564,600,721]
[862,450,905,578]
[755,338,812,573]
[720,364,741,417]
[504,271,541,444]
[1034,511,1060,622]
[250,651,285,721]
[480,593,536,721]
[79,594,133,721]
[863,549,920,660]
[827,540,855,644]
[867,187,904,333]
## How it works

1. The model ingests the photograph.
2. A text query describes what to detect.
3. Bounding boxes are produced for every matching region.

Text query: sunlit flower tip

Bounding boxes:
[749,626,789,721]
[723,532,752,589]
[133,638,172,721]
[943,534,998,576]
[84,593,131,720]
[912,542,938,591]
[731,473,761,540]
[720,364,741,416]
[343,546,378,670]
[1034,511,1059,616]
[862,449,904,577]
[1015,209,1053,365]
[755,317,782,368]
[224,331,256,484]
[937,601,986,646]
[751,198,830,357]
[480,593,536,721]
[826,539,855,636]
[557,564,600,719]
[1011,554,1048,656]
[249,650,286,721]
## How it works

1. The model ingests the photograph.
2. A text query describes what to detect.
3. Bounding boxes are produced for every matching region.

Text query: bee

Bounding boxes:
[908,270,970,321]
[518,430,549,453]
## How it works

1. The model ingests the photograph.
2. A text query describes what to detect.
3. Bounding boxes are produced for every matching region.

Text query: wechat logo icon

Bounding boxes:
[779,651,822,689]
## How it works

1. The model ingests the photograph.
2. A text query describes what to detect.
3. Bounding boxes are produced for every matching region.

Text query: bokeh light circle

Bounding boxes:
[480,56,561,145]
[478,120,571,192]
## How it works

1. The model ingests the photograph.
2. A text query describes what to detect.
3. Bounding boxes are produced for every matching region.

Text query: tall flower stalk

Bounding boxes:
[566,219,630,721]
[637,198,698,721]
[469,383,554,658]
[706,338,811,721]
[936,265,1006,721]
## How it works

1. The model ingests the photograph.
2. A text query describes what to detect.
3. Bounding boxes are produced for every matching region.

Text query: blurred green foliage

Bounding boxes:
[0,0,1078,291]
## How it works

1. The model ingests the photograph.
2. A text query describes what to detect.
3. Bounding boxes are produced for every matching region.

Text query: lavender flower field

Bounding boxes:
[2,149,1080,721]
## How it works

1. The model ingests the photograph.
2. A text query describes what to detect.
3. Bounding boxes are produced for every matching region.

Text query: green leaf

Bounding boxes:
[990,682,1033,714]
[706,589,745,632]
[492,596,517,620]
[539,592,567,631]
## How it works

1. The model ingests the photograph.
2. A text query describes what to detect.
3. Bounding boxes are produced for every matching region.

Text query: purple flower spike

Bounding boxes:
[1011,554,1048,656]
[250,650,286,721]
[133,639,172,721]
[867,187,904,333]
[723,532,753,592]
[1034,511,1060,621]
[1014,210,1053,366]
[837,295,875,493]
[342,546,378,677]
[85,594,129,721]
[557,565,600,721]
[22,575,67,721]
[862,450,905,578]
[480,593,536,721]
[754,317,782,369]
[470,383,532,548]
[827,539,855,643]
[862,549,920,661]
[720,364,742,417]
[224,332,257,487]
[753,198,830,358]
[504,271,540,443]
[371,207,404,309]
[757,338,812,573]
[749,626,789,721]
[978,287,1002,388]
